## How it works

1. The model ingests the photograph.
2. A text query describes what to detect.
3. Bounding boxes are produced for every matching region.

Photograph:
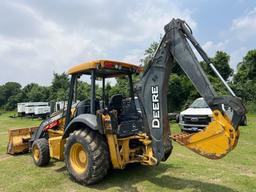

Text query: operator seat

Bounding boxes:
[108,94,123,114]
[76,99,100,116]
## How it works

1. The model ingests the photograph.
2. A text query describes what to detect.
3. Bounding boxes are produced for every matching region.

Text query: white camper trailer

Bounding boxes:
[17,103,27,116]
[24,102,49,116]
[34,106,50,117]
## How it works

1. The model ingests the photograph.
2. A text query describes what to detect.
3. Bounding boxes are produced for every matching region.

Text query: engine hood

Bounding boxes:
[180,107,212,116]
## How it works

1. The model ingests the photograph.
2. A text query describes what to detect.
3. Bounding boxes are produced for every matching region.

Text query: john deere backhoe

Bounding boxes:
[7,18,246,185]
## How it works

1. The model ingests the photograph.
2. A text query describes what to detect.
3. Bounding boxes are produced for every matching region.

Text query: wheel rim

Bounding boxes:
[69,143,88,174]
[33,145,40,162]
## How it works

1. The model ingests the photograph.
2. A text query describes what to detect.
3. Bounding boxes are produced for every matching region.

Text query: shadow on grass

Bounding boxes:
[91,163,236,192]
[6,154,236,192]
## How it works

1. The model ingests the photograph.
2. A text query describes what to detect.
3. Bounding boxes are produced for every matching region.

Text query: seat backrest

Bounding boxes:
[76,100,90,116]
[108,94,123,113]
[76,99,100,116]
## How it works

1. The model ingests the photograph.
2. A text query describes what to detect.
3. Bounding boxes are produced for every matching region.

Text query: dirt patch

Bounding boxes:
[0,154,11,161]
[234,165,256,177]
[240,171,255,177]
[209,178,222,184]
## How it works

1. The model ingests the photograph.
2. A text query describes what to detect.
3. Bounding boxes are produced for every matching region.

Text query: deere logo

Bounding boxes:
[152,85,160,128]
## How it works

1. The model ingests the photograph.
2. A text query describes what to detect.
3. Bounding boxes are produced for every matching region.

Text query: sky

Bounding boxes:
[0,0,256,86]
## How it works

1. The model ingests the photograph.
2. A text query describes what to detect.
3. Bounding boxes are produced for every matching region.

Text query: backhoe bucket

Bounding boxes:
[172,110,239,159]
[7,127,37,155]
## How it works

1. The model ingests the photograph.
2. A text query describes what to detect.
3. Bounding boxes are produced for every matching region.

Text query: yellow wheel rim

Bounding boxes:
[33,145,40,162]
[69,143,88,174]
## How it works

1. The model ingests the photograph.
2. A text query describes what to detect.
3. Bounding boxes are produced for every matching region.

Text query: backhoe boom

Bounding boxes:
[135,18,246,161]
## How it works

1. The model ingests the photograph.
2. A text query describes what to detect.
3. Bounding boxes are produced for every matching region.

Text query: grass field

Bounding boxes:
[0,112,255,192]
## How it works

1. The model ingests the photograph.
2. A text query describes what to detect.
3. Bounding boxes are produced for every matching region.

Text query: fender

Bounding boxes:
[63,114,102,139]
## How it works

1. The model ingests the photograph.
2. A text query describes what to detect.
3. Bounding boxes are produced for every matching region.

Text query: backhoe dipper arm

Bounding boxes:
[135,18,246,162]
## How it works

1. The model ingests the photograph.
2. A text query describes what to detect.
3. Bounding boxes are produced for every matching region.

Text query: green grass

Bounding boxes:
[0,112,255,192]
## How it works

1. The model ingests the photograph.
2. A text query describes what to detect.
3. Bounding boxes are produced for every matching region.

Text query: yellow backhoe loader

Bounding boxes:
[7,18,246,185]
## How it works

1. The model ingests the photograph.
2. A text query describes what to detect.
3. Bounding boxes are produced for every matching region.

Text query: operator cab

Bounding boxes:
[65,60,143,137]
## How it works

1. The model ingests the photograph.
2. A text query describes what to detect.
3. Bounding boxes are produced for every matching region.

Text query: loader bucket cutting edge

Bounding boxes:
[7,126,38,155]
[172,110,239,159]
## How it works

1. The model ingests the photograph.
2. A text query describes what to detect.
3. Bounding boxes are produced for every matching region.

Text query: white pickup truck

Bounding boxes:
[179,97,247,132]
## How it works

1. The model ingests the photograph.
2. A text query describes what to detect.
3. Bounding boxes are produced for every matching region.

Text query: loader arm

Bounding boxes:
[135,18,246,161]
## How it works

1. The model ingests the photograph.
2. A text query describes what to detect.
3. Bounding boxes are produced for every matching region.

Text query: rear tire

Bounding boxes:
[64,129,110,185]
[32,138,50,166]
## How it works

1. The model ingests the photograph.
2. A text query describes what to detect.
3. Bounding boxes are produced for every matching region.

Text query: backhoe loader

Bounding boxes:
[7,18,246,185]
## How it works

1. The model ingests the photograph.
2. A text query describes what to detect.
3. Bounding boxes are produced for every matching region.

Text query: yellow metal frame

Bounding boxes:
[106,133,157,169]
[48,136,66,160]
[101,113,157,169]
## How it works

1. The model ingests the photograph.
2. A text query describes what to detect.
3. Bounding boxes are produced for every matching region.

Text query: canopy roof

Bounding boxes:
[68,60,143,77]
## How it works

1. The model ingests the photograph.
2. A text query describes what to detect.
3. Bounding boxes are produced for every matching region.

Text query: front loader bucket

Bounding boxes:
[7,127,37,155]
[172,110,239,159]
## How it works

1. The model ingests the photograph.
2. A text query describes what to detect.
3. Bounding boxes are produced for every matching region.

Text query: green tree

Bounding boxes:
[234,49,256,83]
[201,51,233,81]
[0,82,22,109]
[141,41,159,68]
[77,81,90,101]
[2,82,22,104]
[109,77,129,97]
[4,93,24,111]
[212,51,233,81]
[25,84,49,102]
[50,72,70,101]
[140,35,163,69]
[0,85,5,107]
[233,49,256,105]
[244,49,256,79]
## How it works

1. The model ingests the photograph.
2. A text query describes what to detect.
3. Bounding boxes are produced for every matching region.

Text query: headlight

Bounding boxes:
[209,115,213,122]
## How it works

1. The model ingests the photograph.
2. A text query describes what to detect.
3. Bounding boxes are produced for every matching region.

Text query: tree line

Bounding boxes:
[0,42,256,112]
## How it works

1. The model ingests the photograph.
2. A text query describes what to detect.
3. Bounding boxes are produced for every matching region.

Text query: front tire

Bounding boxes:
[64,129,110,185]
[32,138,50,166]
